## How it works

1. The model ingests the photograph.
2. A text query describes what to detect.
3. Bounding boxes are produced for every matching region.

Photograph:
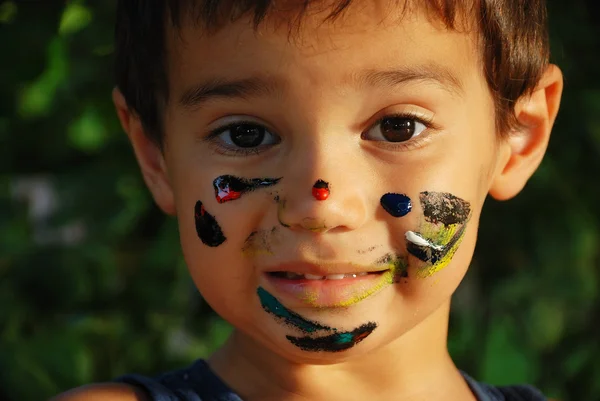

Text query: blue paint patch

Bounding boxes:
[380,193,412,217]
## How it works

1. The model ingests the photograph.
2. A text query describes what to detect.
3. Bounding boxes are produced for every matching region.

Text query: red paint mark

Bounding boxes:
[312,187,329,200]
[312,179,330,201]
[216,188,243,203]
[200,205,206,216]
[352,330,371,343]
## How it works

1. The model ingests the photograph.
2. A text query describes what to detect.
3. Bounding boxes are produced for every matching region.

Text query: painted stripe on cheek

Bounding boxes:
[194,200,226,247]
[213,175,281,203]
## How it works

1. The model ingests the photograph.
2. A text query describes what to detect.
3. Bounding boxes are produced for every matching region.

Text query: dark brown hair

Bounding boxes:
[115,0,550,145]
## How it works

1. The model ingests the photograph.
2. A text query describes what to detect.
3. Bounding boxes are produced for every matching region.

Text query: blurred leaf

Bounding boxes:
[481,317,537,385]
[17,38,68,119]
[59,2,92,36]
[68,105,109,152]
[527,299,564,351]
[0,1,17,24]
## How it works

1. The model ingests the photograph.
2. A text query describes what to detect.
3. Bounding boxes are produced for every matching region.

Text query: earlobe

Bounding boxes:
[112,88,176,215]
[489,64,563,201]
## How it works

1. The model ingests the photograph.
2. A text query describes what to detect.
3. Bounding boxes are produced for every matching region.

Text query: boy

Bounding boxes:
[53,0,563,400]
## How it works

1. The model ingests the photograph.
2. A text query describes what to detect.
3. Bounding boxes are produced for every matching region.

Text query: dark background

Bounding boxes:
[1,1,599,400]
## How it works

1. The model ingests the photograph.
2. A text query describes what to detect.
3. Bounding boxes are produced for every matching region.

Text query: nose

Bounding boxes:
[276,145,369,234]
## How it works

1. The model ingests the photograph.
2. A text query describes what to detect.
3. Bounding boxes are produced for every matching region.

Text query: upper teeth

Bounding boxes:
[284,272,369,280]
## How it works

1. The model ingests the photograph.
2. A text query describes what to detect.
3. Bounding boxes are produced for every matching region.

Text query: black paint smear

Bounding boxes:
[375,253,409,281]
[276,198,291,227]
[407,242,441,264]
[213,175,281,203]
[420,192,471,226]
[358,245,377,254]
[194,201,226,247]
[242,227,278,254]
[287,322,377,352]
[313,179,329,189]
[407,223,467,264]
[243,231,259,249]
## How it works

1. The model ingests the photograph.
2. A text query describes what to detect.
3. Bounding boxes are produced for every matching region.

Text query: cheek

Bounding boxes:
[380,190,479,292]
[175,173,282,306]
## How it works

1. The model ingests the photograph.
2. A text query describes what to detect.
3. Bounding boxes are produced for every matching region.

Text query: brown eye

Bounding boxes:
[214,122,279,149]
[229,124,266,148]
[363,116,427,143]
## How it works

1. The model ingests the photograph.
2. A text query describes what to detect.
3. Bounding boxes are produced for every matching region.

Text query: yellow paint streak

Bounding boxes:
[416,228,466,278]
[330,270,394,307]
[421,222,459,246]
[301,257,406,308]
[301,290,319,304]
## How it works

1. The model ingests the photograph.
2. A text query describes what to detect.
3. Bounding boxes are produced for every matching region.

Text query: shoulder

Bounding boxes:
[49,383,149,401]
[50,360,238,401]
[461,372,548,401]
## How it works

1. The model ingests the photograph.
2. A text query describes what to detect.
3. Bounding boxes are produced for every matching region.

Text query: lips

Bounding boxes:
[263,262,396,308]
[265,261,387,277]
[268,271,372,280]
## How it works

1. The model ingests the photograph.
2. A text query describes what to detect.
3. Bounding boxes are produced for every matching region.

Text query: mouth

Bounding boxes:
[264,268,393,308]
[267,271,382,280]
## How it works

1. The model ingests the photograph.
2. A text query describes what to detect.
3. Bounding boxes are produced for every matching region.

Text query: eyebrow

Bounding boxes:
[178,63,463,109]
[353,64,464,98]
[179,76,280,109]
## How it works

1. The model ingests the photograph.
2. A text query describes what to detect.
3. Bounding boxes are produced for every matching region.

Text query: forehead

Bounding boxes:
[165,1,481,107]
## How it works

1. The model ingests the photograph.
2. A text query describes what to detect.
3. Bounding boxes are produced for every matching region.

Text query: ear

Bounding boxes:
[112,88,176,215]
[489,64,563,201]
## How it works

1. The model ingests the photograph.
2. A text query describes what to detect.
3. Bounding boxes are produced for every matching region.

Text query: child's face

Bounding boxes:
[162,5,502,360]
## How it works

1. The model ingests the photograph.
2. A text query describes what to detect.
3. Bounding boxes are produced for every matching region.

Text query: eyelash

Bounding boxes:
[365,111,438,152]
[204,111,438,157]
[205,120,274,157]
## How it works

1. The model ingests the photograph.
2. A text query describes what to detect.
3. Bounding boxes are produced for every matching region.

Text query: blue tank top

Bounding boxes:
[114,359,547,401]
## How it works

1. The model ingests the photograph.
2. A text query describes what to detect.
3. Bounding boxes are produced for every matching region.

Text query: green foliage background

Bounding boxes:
[1,1,598,400]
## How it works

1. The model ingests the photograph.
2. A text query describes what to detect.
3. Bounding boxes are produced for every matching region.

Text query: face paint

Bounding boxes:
[276,198,291,228]
[376,253,409,282]
[405,225,466,265]
[194,201,226,247]
[380,193,412,217]
[420,191,470,225]
[358,245,378,254]
[258,287,377,352]
[213,175,281,203]
[242,227,279,256]
[258,287,332,333]
[405,192,471,277]
[302,217,328,233]
[287,322,376,352]
[312,179,330,201]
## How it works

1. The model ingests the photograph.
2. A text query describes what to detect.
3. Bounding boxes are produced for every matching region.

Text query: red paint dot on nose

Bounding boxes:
[312,187,329,200]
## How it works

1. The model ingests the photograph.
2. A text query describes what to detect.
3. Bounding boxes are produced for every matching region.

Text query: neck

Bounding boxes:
[209,301,475,401]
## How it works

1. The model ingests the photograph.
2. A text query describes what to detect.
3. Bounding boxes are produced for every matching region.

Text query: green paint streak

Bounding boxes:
[257,287,332,333]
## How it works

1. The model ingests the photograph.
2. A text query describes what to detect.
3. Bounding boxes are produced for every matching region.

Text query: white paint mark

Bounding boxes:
[405,231,443,251]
